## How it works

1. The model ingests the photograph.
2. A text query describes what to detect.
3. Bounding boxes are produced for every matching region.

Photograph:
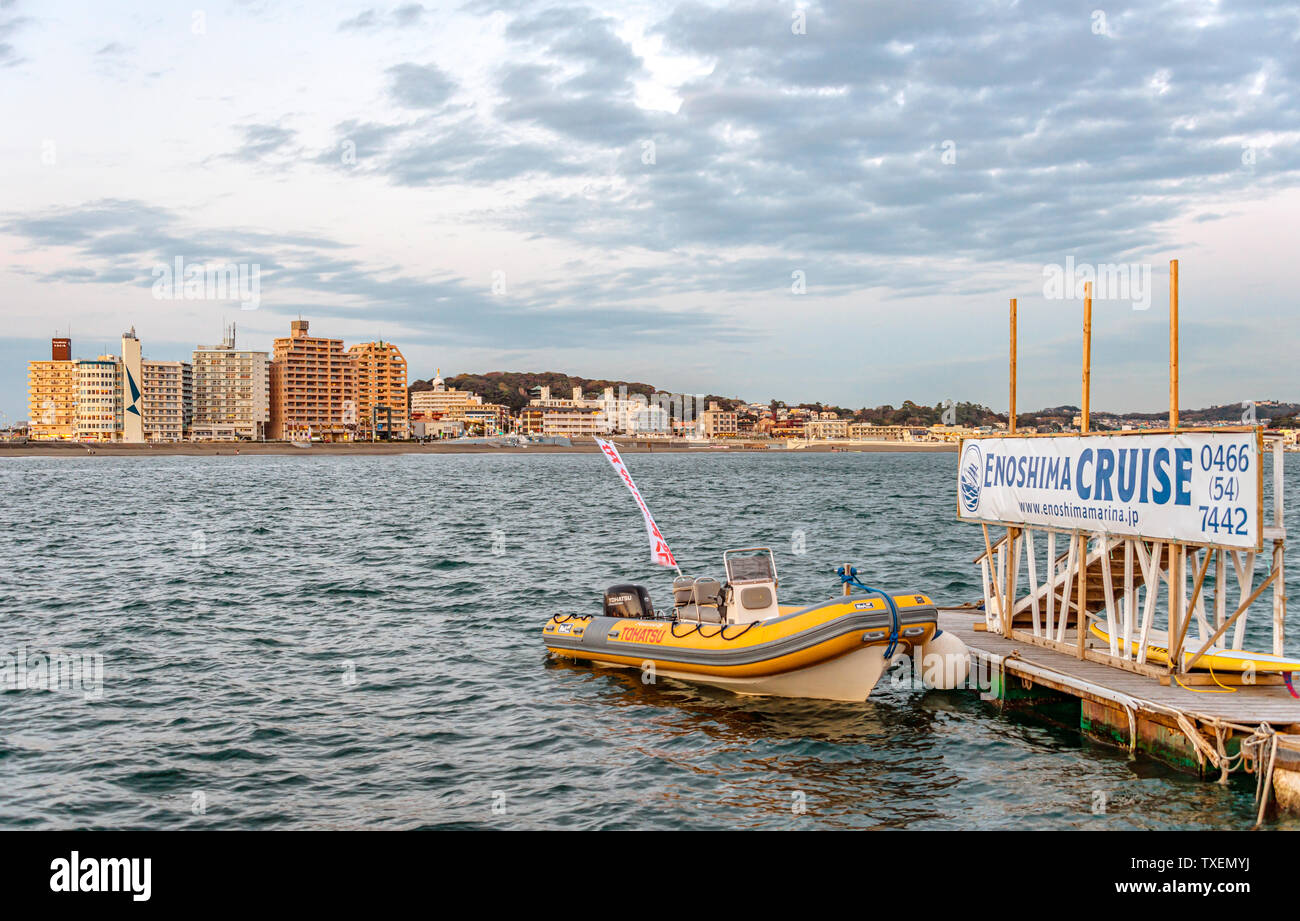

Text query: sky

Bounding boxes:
[1,0,1298,422]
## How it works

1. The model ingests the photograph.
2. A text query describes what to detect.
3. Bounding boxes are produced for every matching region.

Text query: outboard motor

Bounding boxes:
[603,584,656,620]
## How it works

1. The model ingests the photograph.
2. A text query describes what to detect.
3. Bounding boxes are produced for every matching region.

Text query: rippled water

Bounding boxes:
[1,451,1296,829]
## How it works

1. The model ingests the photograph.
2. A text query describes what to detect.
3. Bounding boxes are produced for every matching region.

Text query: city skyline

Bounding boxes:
[11,316,1300,431]
[3,0,1300,422]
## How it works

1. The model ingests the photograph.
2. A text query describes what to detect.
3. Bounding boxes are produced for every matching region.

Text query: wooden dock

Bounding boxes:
[938,608,1300,822]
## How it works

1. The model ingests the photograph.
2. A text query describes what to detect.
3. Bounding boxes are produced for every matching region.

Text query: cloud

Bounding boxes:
[0,199,741,349]
[0,6,30,66]
[339,4,426,31]
[298,0,1300,278]
[386,62,457,109]
[226,122,300,165]
[6,0,1300,412]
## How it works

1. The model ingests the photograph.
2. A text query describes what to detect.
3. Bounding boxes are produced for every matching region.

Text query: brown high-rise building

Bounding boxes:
[268,320,357,442]
[347,341,409,439]
[27,337,78,440]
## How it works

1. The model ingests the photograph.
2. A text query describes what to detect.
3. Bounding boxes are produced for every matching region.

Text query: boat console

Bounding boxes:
[721,547,782,624]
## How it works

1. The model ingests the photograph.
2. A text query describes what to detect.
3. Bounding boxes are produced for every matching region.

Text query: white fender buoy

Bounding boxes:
[916,630,971,689]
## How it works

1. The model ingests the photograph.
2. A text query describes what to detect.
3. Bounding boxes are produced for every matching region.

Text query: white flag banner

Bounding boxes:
[594,437,679,568]
[957,431,1263,550]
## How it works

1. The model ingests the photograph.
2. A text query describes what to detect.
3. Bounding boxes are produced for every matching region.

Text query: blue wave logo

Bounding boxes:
[960,443,982,514]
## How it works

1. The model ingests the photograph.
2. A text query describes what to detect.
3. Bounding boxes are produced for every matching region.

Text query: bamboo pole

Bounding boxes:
[1009,298,1017,434]
[1006,300,1018,639]
[1169,259,1179,429]
[1081,282,1092,434]
[1273,437,1286,656]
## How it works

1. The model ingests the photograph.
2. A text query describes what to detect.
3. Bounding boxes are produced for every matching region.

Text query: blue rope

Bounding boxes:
[837,565,901,659]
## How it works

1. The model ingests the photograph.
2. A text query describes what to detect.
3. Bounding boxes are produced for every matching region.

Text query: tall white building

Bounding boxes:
[192,325,269,440]
[142,360,192,442]
[120,328,144,443]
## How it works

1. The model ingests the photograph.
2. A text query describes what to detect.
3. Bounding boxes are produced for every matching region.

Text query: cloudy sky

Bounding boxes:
[2,0,1298,421]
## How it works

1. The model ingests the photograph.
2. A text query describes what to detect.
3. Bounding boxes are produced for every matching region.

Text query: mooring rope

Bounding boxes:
[1241,722,1279,829]
[982,648,1283,820]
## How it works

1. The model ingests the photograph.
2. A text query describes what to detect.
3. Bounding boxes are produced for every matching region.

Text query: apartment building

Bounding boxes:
[592,387,671,434]
[268,320,356,442]
[699,401,739,438]
[349,341,409,439]
[27,338,78,440]
[76,358,122,441]
[141,360,192,442]
[192,326,270,441]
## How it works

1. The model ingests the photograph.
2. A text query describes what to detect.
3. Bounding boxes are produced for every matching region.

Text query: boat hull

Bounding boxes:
[593,643,890,701]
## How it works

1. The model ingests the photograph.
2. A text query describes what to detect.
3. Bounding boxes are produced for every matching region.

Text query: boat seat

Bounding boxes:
[674,576,725,624]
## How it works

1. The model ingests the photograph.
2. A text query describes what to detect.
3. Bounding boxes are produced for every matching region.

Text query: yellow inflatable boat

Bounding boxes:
[543,547,971,701]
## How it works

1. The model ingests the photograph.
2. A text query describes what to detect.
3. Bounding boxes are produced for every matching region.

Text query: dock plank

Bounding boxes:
[939,609,1300,727]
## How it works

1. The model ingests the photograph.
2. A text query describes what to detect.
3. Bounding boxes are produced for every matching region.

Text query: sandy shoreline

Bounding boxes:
[0,440,957,457]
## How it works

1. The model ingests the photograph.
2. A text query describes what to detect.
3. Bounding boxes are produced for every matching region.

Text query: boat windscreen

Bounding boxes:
[727,554,774,583]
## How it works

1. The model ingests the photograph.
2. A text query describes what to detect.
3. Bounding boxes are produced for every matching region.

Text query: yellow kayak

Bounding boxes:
[1090,622,1300,674]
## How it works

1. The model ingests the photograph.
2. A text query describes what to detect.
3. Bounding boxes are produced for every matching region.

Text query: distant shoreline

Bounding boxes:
[0,440,957,457]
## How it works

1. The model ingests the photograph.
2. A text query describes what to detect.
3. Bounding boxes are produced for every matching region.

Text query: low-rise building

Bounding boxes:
[770,419,806,438]
[410,370,483,421]
[463,403,510,435]
[518,405,606,437]
[411,414,464,439]
[848,423,907,441]
[805,418,848,440]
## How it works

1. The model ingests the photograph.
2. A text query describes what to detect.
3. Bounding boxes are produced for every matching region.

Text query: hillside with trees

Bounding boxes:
[410,371,662,415]
[407,370,1298,429]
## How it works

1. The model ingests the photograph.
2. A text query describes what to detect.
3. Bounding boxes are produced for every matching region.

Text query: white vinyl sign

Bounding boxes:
[957,432,1262,549]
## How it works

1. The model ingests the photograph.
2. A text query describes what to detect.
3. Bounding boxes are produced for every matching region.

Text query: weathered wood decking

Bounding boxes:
[939,609,1300,727]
